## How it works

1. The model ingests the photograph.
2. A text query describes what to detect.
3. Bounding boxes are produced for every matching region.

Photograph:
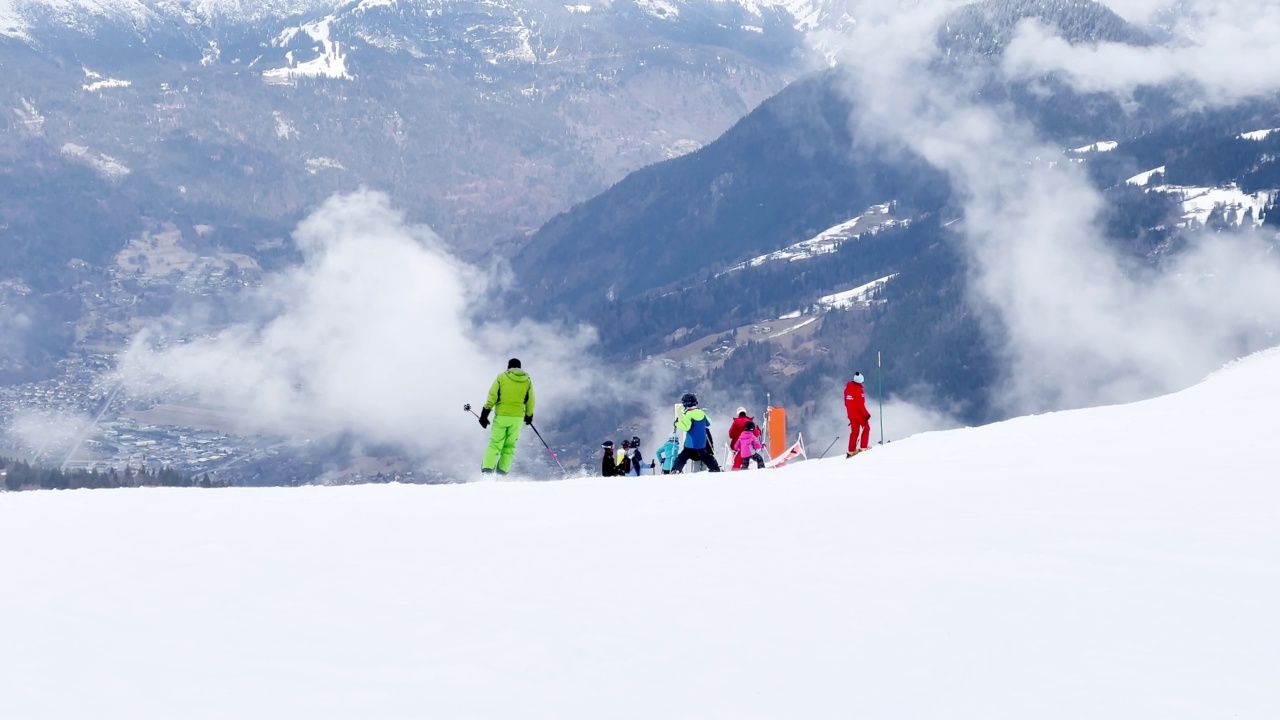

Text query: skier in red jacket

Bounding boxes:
[845,372,871,457]
[727,407,758,470]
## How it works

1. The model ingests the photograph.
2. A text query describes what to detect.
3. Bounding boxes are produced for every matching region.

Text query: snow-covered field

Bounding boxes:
[264,17,351,83]
[1240,128,1279,141]
[722,204,904,274]
[1125,169,1274,226]
[2,350,1278,718]
[1069,139,1118,153]
[816,272,897,310]
[59,142,130,179]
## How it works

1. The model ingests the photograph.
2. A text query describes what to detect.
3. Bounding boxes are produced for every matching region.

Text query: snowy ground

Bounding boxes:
[1123,170,1273,227]
[721,203,904,274]
[816,273,897,310]
[2,351,1278,718]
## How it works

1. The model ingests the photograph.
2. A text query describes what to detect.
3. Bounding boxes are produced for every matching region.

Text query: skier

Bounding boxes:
[655,433,681,474]
[601,441,617,476]
[727,407,759,470]
[671,393,722,473]
[616,439,633,475]
[732,420,766,470]
[628,436,648,476]
[478,358,535,474]
[845,371,872,457]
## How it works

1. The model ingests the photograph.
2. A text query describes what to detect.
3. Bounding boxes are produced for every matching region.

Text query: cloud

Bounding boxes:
[4,410,94,464]
[831,0,1280,415]
[119,191,649,479]
[0,306,32,362]
[1003,1,1280,105]
[1100,0,1173,24]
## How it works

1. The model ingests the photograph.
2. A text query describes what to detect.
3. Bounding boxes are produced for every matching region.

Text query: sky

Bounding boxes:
[826,0,1280,414]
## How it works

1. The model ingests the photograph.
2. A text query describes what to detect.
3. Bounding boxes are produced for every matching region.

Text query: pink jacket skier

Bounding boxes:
[732,421,766,470]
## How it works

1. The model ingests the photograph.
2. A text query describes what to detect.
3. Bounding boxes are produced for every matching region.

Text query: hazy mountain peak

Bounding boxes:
[0,1,403,40]
[0,0,849,39]
[938,0,1152,57]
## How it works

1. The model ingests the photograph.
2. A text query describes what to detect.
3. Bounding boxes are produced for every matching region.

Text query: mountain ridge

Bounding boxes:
[937,0,1154,58]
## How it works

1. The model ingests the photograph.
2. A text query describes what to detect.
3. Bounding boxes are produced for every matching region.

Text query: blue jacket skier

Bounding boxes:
[671,393,721,473]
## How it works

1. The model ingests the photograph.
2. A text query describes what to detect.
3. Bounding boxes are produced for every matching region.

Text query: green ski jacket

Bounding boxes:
[484,369,536,418]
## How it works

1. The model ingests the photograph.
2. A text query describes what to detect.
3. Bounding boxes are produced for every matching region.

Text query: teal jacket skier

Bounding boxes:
[655,434,681,474]
[478,358,535,475]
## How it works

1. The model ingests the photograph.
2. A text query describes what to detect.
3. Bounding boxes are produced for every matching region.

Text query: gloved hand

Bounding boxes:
[524,414,533,426]
[478,408,490,429]
[649,461,656,469]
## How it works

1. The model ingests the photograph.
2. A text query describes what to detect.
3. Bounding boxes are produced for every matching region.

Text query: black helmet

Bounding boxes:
[602,440,613,448]
[631,436,640,446]
[680,392,698,408]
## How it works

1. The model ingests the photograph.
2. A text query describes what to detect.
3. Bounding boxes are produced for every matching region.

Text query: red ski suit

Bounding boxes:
[845,381,871,453]
[728,415,759,470]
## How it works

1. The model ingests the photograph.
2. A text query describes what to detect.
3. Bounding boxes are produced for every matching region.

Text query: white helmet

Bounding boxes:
[735,406,747,417]
[853,372,865,384]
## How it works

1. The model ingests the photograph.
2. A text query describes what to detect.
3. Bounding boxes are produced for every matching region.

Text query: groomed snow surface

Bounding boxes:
[3,350,1279,718]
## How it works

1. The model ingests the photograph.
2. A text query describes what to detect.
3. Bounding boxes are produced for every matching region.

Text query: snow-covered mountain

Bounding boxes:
[2,346,1276,717]
[0,0,850,392]
[0,0,841,250]
[938,0,1152,57]
[0,0,846,38]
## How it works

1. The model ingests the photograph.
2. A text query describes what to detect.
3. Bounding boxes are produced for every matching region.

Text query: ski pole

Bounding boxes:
[817,435,842,460]
[877,350,885,445]
[528,423,568,476]
[463,403,481,419]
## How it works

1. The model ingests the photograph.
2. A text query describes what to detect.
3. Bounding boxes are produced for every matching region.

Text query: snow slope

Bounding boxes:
[1240,128,1279,141]
[1125,168,1273,226]
[723,203,904,274]
[2,349,1278,718]
[817,272,896,309]
[1069,139,1117,153]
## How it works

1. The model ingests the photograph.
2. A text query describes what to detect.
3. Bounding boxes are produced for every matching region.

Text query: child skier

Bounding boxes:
[655,433,681,474]
[628,436,648,476]
[732,420,766,470]
[616,439,633,475]
[601,441,617,476]
[728,407,759,470]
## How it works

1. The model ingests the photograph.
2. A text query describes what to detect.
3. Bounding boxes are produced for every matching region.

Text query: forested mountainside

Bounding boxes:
[513,0,1280,426]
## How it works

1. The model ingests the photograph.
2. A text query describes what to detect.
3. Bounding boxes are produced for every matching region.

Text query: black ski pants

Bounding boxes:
[671,447,721,473]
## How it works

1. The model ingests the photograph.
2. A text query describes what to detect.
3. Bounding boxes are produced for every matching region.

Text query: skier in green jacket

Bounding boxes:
[478,358,536,475]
